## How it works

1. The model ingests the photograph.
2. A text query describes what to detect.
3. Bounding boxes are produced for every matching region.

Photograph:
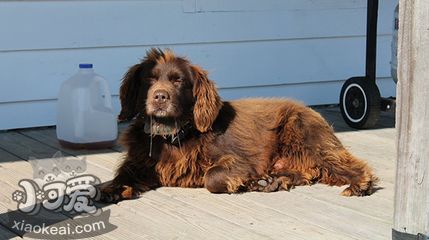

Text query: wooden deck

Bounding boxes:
[0,106,396,240]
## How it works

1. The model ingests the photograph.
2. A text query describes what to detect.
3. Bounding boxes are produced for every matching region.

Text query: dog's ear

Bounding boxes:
[191,65,222,132]
[118,48,164,121]
[118,63,144,121]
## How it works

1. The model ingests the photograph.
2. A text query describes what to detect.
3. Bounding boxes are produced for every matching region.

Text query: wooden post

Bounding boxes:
[393,0,429,239]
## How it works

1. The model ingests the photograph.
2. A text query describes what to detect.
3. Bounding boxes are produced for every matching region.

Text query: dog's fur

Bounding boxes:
[100,48,378,202]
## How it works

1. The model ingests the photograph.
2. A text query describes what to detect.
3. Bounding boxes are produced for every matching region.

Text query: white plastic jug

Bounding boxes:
[56,64,118,149]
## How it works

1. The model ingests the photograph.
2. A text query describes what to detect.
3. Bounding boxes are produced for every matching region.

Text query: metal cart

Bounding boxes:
[339,0,396,129]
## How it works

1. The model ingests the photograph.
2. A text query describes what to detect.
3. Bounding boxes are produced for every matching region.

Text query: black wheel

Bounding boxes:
[339,77,381,129]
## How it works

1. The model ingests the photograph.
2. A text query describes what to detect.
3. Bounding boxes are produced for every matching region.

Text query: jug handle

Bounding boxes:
[97,79,112,109]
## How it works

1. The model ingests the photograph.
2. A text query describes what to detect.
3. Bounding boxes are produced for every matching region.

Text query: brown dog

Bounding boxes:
[100,48,378,202]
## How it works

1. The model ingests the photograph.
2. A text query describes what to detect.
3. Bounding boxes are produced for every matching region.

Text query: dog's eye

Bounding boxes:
[170,75,180,80]
[170,76,183,85]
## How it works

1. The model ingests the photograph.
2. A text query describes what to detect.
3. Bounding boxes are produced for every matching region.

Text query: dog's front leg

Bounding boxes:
[99,160,158,203]
[99,182,145,203]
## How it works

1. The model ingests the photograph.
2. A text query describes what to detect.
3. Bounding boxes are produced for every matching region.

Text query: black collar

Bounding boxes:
[137,114,195,145]
[169,122,194,145]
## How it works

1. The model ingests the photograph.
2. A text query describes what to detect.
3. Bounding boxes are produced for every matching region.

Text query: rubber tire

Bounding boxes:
[339,77,381,129]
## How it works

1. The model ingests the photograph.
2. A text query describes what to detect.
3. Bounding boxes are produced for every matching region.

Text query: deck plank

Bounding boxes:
[19,128,114,156]
[292,184,393,221]
[0,130,119,182]
[315,108,352,132]
[320,107,395,130]
[0,148,22,163]
[336,131,396,184]
[0,160,96,239]
[120,191,273,240]
[243,191,391,240]
[157,188,356,240]
[0,225,20,240]
[0,131,65,160]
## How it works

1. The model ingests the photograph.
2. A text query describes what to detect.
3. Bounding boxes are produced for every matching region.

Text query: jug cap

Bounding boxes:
[79,63,93,69]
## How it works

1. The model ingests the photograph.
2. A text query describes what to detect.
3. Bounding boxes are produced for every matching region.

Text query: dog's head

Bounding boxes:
[118,48,222,133]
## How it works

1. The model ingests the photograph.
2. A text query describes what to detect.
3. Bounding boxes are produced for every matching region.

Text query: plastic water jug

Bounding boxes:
[56,64,118,149]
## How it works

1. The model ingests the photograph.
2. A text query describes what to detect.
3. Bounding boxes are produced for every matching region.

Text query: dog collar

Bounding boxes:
[169,122,194,145]
[140,116,194,145]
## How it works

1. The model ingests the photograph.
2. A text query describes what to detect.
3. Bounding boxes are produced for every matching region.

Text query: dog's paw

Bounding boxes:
[248,175,272,191]
[98,184,140,203]
[341,185,369,197]
[248,175,291,192]
[248,175,295,193]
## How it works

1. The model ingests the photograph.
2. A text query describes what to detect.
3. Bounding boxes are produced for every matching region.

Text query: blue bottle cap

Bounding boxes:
[79,63,93,69]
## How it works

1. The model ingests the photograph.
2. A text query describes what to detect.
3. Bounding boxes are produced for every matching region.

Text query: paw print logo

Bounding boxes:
[36,190,45,201]
[12,190,25,203]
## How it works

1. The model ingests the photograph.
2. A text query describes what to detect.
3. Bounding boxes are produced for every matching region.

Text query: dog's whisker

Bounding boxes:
[149,116,153,158]
[175,120,183,155]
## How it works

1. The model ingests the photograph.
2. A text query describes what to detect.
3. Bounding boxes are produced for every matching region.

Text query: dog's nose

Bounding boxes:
[153,90,170,103]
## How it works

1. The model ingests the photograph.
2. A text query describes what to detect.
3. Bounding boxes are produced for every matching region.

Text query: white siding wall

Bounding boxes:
[0,0,398,130]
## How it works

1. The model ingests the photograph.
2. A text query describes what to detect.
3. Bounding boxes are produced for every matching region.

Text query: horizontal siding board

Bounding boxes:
[0,78,396,130]
[219,77,396,102]
[0,97,121,130]
[196,0,370,12]
[0,36,393,103]
[0,0,396,52]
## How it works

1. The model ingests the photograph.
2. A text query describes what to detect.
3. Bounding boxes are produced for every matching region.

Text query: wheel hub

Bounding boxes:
[352,99,360,108]
[343,84,367,122]
[340,78,381,129]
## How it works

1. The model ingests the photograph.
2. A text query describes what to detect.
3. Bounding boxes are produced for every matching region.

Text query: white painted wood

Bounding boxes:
[0,97,120,130]
[183,0,196,13]
[196,0,373,12]
[0,0,396,51]
[0,37,395,103]
[393,0,429,236]
[0,0,398,130]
